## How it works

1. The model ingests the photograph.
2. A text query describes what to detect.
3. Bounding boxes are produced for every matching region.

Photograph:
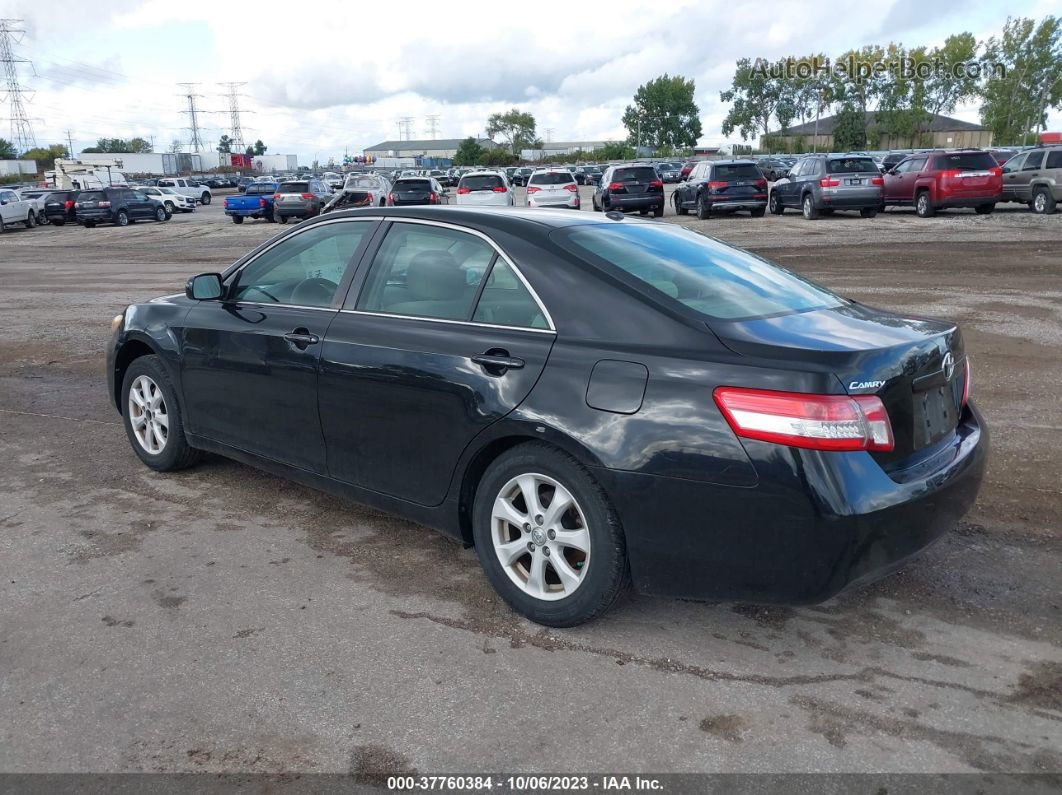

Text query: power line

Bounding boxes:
[425,114,440,139]
[218,81,251,151]
[177,82,204,152]
[0,18,36,151]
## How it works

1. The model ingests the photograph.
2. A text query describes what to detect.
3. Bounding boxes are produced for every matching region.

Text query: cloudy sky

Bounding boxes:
[2,0,1060,163]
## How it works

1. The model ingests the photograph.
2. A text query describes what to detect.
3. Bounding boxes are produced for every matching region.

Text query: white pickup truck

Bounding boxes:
[156,177,212,205]
[0,188,39,232]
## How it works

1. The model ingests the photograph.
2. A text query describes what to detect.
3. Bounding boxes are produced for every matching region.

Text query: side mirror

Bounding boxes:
[186,273,224,301]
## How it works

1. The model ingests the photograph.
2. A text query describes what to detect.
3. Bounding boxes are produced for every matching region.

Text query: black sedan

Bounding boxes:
[106,207,987,626]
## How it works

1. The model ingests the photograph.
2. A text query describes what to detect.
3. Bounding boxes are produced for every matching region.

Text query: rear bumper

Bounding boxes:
[75,210,116,224]
[936,194,1001,208]
[819,187,883,208]
[607,195,663,211]
[599,403,988,603]
[225,207,268,217]
[707,198,768,211]
[275,203,316,217]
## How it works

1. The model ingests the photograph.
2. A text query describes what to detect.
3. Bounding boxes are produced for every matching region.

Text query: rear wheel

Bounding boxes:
[200,193,211,205]
[653,204,664,218]
[472,443,629,627]
[768,191,783,214]
[1032,187,1056,215]
[232,214,244,224]
[116,210,129,227]
[0,216,5,233]
[24,210,36,228]
[638,208,649,216]
[164,201,175,214]
[696,196,711,220]
[154,206,168,222]
[52,218,65,226]
[860,207,878,218]
[915,190,935,218]
[83,221,96,228]
[802,194,819,220]
[974,203,994,215]
[750,206,766,218]
[121,355,201,472]
[276,212,288,224]
[674,194,688,215]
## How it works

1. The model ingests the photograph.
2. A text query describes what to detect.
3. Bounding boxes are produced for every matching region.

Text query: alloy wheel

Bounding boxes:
[128,375,168,455]
[491,472,590,601]
[1034,192,1046,213]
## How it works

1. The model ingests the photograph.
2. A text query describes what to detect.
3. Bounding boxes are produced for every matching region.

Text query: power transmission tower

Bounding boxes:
[65,129,75,158]
[177,83,204,152]
[218,81,250,150]
[0,19,36,151]
[544,128,554,143]
[425,114,440,139]
[396,116,414,141]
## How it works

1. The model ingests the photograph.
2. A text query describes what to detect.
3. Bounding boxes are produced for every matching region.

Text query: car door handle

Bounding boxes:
[284,331,319,345]
[472,354,524,371]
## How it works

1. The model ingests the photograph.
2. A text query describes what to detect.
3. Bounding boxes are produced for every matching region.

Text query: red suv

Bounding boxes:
[882,150,1002,217]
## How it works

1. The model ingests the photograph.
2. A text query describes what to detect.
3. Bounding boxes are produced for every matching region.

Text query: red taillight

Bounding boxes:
[491,186,507,193]
[819,178,840,187]
[387,193,395,205]
[365,193,374,204]
[526,186,540,194]
[713,387,894,452]
[259,198,266,207]
[939,169,962,180]
[223,199,230,208]
[962,359,971,407]
[649,179,663,188]
[456,186,471,194]
[990,167,1002,177]
[98,200,111,208]
[64,200,73,209]
[754,179,768,188]
[870,176,884,186]
[301,193,315,200]
[563,183,578,192]
[607,182,625,191]
[274,194,281,201]
[708,181,729,190]
[429,192,438,203]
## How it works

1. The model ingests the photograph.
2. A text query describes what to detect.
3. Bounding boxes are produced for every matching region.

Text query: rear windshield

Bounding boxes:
[79,191,105,201]
[711,164,763,180]
[461,174,504,190]
[395,179,431,190]
[278,182,308,193]
[827,157,878,174]
[932,152,998,171]
[555,223,844,320]
[611,167,657,183]
[529,172,575,185]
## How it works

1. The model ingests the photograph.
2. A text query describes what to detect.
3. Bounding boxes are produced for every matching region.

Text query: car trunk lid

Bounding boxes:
[608,166,661,196]
[709,163,767,199]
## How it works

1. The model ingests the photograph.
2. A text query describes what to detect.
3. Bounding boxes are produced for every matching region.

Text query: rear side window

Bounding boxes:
[555,223,844,320]
[1048,151,1062,169]
[278,181,309,193]
[1022,151,1045,170]
[932,152,997,171]
[460,174,505,190]
[711,164,763,180]
[473,259,547,328]
[611,167,657,182]
[529,172,575,185]
[827,157,877,174]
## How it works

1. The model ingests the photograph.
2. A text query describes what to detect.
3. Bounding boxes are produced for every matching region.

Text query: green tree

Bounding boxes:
[622,73,702,150]
[721,58,789,141]
[80,136,152,154]
[981,16,1062,145]
[486,108,538,156]
[593,141,636,160]
[453,136,485,166]
[832,103,868,150]
[252,139,267,155]
[217,135,232,153]
[481,147,517,166]
[245,145,255,156]
[0,137,16,159]
[127,137,152,153]
[20,144,68,171]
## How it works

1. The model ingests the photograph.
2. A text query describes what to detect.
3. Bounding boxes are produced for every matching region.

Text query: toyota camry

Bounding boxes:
[106,207,987,626]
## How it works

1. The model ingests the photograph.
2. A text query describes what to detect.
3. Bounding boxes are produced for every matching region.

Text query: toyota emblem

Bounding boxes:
[942,352,955,381]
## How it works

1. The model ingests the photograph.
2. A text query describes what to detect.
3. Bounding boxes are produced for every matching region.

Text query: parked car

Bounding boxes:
[1000,146,1061,214]
[505,167,518,183]
[156,177,212,205]
[882,150,1002,217]
[657,162,683,183]
[880,152,910,172]
[757,158,789,181]
[43,190,80,225]
[17,189,56,225]
[526,169,581,209]
[323,174,391,213]
[223,182,279,223]
[0,188,39,232]
[455,171,514,207]
[272,178,331,223]
[592,163,665,216]
[236,177,255,193]
[771,154,884,219]
[75,187,171,227]
[387,177,447,206]
[511,167,535,187]
[141,186,196,214]
[674,160,768,219]
[578,165,603,185]
[107,207,986,626]
[679,161,699,179]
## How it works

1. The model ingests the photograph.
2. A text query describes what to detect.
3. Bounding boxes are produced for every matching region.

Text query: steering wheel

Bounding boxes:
[290,277,338,306]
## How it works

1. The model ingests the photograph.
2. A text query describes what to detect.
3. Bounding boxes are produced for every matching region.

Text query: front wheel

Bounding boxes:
[155,206,168,222]
[164,201,175,214]
[472,443,629,627]
[200,193,211,205]
[860,207,878,218]
[1032,187,1057,215]
[769,191,783,214]
[121,355,201,472]
[974,203,995,215]
[674,194,688,215]
[25,210,36,228]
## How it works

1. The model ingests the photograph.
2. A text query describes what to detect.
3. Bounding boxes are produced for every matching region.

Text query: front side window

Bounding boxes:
[555,223,844,321]
[355,223,495,320]
[230,221,371,307]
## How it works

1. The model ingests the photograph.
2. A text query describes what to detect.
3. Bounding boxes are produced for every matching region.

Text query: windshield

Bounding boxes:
[461,174,504,190]
[555,223,845,320]
[933,152,998,171]
[529,172,575,185]
[826,157,878,174]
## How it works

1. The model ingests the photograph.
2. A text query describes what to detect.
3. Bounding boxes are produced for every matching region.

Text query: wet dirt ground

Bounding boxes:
[1,191,1060,776]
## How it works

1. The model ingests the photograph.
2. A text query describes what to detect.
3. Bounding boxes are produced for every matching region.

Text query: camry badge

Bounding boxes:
[942,352,955,381]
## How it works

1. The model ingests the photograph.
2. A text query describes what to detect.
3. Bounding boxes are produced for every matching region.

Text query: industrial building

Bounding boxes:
[0,159,37,178]
[364,138,496,161]
[762,112,993,151]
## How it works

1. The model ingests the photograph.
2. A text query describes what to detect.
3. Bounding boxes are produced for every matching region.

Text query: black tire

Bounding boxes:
[653,204,664,218]
[638,208,649,216]
[200,193,211,205]
[116,210,129,227]
[974,203,994,215]
[0,216,5,233]
[750,206,766,218]
[120,354,201,472]
[83,221,96,228]
[674,194,688,215]
[277,213,288,224]
[232,214,244,224]
[802,193,820,220]
[472,442,629,627]
[265,210,276,222]
[1032,187,1057,215]
[52,218,65,226]
[769,191,783,214]
[154,206,168,222]
[165,201,175,214]
[915,190,935,218]
[696,195,710,220]
[25,210,36,228]
[860,207,878,218]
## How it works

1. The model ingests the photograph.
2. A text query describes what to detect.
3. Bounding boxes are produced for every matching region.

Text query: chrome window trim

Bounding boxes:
[227,301,336,312]
[357,216,556,332]
[339,308,555,335]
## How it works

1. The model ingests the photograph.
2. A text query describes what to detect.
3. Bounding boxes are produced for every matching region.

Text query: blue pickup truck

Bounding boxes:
[223,182,277,223]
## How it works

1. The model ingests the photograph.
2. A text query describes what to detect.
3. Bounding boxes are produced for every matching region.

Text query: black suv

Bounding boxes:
[75,187,171,228]
[673,159,768,219]
[43,190,80,225]
[592,163,664,216]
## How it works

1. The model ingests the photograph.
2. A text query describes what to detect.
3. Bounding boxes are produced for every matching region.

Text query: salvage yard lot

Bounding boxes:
[1,189,1060,775]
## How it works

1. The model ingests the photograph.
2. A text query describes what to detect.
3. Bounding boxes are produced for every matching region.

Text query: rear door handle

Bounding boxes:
[472,354,524,371]
[284,331,320,346]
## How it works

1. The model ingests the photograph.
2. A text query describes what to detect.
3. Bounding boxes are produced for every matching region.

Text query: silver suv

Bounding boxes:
[1001,147,1062,214]
[770,154,884,219]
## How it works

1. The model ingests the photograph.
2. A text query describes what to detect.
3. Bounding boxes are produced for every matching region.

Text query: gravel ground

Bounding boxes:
[0,189,1060,778]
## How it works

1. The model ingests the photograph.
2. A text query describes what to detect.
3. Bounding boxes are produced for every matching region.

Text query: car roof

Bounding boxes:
[708,159,758,165]
[316,204,654,232]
